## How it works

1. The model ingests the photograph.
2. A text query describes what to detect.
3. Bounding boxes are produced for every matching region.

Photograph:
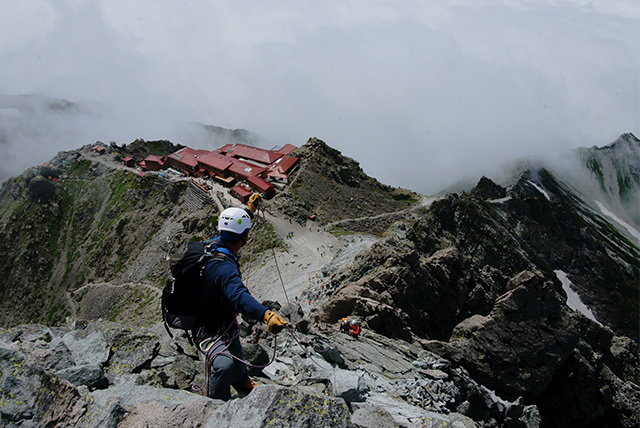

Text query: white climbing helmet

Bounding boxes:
[218,207,251,241]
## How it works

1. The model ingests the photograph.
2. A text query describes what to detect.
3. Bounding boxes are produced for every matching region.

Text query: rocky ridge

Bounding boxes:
[0,135,638,427]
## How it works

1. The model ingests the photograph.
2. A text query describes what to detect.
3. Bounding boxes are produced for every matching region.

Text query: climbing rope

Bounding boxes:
[252,203,333,371]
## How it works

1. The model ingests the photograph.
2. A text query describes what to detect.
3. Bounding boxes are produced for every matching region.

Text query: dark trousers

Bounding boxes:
[205,334,249,400]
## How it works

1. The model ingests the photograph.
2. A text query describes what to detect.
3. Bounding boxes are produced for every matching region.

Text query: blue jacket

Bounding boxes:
[194,238,268,332]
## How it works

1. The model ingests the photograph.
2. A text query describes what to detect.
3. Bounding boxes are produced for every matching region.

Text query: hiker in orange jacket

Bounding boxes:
[340,317,349,333]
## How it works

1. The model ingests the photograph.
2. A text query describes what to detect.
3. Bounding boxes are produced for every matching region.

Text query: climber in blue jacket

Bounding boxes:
[192,194,287,400]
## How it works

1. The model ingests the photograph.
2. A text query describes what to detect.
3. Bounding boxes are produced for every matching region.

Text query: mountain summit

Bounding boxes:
[0,134,638,427]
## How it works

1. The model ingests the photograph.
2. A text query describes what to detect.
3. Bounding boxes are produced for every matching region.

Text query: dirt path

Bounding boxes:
[243,195,443,309]
[243,210,380,313]
[244,211,344,304]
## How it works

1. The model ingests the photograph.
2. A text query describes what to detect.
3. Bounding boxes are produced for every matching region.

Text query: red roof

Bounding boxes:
[270,143,297,156]
[220,143,282,165]
[248,175,275,193]
[231,185,252,198]
[167,147,208,168]
[228,160,265,179]
[198,152,233,172]
[144,155,164,164]
[268,156,299,174]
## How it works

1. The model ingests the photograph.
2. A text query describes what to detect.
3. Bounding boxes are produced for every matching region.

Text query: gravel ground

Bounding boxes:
[243,210,378,312]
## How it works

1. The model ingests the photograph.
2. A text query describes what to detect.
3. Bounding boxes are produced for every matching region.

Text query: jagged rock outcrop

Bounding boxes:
[470,176,507,200]
[425,271,579,401]
[272,137,418,226]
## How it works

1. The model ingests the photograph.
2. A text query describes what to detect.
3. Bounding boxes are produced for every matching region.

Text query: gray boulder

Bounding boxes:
[62,329,110,366]
[15,334,74,372]
[101,323,160,384]
[351,403,399,428]
[280,301,310,333]
[89,384,222,427]
[56,363,107,389]
[205,384,352,428]
[0,342,88,427]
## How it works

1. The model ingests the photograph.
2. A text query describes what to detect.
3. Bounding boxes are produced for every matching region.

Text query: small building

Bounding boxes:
[228,160,266,181]
[197,152,233,178]
[266,156,299,184]
[93,146,107,155]
[140,155,165,172]
[165,147,208,176]
[122,156,135,168]
[247,175,275,198]
[230,184,252,203]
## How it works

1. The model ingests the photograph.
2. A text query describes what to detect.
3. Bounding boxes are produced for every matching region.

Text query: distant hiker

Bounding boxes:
[349,319,361,339]
[340,317,350,333]
[193,194,287,401]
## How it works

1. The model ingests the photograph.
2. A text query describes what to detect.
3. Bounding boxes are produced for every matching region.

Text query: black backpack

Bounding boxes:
[162,240,232,338]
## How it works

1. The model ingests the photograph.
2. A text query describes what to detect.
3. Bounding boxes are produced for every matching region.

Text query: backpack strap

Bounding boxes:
[206,246,240,271]
[215,247,232,257]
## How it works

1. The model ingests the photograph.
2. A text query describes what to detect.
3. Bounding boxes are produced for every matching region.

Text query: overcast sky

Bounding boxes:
[0,0,638,194]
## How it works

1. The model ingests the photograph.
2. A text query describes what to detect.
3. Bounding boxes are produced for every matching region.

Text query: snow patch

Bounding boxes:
[554,270,601,325]
[489,196,512,204]
[527,181,550,200]
[594,200,640,242]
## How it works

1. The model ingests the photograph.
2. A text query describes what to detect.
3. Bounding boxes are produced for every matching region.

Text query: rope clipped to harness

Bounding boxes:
[192,318,279,395]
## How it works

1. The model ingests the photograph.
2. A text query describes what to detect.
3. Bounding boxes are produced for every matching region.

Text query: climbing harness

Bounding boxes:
[193,318,279,396]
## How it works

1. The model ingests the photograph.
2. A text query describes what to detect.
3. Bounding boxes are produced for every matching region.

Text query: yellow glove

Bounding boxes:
[247,193,263,214]
[263,310,287,334]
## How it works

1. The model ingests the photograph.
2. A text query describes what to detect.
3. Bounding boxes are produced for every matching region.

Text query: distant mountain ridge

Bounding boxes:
[0,94,270,184]
[444,133,640,245]
[576,132,639,227]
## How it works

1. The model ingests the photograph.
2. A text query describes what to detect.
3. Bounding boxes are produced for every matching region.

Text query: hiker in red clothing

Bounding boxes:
[349,319,361,339]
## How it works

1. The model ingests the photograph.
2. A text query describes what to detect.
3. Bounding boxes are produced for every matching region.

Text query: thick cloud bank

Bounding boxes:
[0,0,638,194]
